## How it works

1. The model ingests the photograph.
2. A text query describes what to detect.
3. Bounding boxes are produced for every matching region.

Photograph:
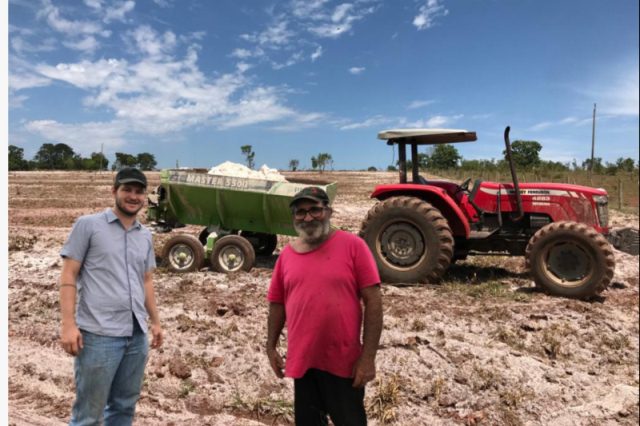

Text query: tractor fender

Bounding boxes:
[371,184,470,238]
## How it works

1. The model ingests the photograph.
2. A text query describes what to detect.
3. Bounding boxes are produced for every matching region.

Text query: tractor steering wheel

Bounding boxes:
[457,178,472,194]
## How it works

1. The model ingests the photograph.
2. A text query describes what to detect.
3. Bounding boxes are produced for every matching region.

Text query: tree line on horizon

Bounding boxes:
[9,140,637,175]
[8,143,157,171]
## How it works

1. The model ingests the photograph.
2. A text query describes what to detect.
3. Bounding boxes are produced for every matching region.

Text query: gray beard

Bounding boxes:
[294,219,331,245]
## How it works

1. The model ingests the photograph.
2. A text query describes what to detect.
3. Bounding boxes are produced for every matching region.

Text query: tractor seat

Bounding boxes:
[417,175,428,185]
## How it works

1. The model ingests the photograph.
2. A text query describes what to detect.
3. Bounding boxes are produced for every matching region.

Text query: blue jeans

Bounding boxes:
[69,321,149,426]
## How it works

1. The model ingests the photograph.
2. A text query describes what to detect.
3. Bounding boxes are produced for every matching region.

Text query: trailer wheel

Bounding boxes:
[210,235,255,273]
[525,221,615,299]
[241,231,278,256]
[162,234,205,273]
[359,196,453,283]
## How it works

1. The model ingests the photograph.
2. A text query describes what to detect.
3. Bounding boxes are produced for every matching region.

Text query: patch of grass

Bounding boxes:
[8,234,38,251]
[442,281,531,302]
[178,379,196,398]
[367,375,400,424]
[599,334,631,351]
[500,385,534,408]
[430,376,446,401]
[540,322,577,359]
[491,326,527,351]
[470,364,500,391]
[410,319,426,332]
[229,390,294,423]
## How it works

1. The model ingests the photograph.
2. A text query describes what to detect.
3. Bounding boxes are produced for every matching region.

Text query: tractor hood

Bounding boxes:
[481,181,608,197]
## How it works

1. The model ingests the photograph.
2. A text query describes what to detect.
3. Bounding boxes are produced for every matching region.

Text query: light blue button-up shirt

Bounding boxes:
[61,208,156,336]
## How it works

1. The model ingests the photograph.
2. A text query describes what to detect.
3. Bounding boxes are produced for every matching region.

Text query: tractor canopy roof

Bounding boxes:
[378,128,477,145]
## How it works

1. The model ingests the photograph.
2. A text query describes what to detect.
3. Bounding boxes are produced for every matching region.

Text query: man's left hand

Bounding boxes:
[352,355,376,388]
[149,323,163,349]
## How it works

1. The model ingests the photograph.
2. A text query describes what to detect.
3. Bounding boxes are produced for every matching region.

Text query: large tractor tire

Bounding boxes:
[210,235,256,273]
[162,234,205,273]
[525,221,615,299]
[359,196,454,283]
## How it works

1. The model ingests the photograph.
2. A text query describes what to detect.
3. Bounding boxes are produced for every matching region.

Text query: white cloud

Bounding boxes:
[231,48,253,59]
[10,34,57,55]
[234,1,378,69]
[340,115,393,130]
[152,0,173,7]
[9,66,52,91]
[528,116,591,131]
[291,0,330,19]
[310,46,323,62]
[84,0,103,10]
[349,66,365,75]
[63,35,99,52]
[413,0,449,31]
[241,20,293,48]
[425,114,460,127]
[39,0,106,36]
[407,99,435,109]
[25,120,130,153]
[129,26,177,58]
[103,1,135,23]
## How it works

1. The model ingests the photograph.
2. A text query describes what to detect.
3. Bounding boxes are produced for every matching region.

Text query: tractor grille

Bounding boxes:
[594,195,609,228]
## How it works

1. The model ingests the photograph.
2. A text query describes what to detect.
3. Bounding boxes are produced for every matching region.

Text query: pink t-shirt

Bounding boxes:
[267,230,380,379]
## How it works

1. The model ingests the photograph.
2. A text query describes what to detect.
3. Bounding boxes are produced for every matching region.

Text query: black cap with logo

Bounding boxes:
[114,167,147,188]
[290,186,330,207]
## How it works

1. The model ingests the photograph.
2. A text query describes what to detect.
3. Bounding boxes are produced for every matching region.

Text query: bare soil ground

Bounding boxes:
[8,170,639,425]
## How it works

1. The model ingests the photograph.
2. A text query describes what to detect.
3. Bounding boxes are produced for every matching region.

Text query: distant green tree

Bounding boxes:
[90,152,109,170]
[461,159,498,172]
[289,159,299,171]
[504,140,542,170]
[582,157,603,174]
[34,143,76,169]
[426,144,461,169]
[113,152,138,170]
[312,153,333,173]
[615,157,636,173]
[9,145,27,170]
[367,166,377,172]
[386,165,398,172]
[241,145,255,169]
[137,152,157,170]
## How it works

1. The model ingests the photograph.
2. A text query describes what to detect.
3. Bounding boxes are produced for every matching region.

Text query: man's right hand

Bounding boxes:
[266,348,285,378]
[60,324,83,356]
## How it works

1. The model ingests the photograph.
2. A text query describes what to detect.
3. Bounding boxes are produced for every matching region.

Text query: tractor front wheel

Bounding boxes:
[210,235,256,273]
[359,196,454,283]
[525,221,615,299]
[162,234,205,273]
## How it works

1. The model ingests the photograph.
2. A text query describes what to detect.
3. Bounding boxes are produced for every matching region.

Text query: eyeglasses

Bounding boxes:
[293,206,326,220]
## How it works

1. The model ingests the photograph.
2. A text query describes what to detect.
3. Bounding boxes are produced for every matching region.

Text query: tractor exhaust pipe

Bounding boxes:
[504,126,524,222]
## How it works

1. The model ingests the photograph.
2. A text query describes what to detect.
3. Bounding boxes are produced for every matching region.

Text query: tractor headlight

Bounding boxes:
[593,195,609,228]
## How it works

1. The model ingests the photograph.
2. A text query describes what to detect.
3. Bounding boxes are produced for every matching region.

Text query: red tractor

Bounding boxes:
[359,127,620,299]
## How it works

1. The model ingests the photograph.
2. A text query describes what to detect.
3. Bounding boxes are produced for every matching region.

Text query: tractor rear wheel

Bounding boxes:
[525,221,615,299]
[162,234,205,273]
[210,235,256,273]
[359,196,454,283]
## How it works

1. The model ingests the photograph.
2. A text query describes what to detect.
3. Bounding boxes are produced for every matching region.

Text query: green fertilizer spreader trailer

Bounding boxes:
[147,169,337,273]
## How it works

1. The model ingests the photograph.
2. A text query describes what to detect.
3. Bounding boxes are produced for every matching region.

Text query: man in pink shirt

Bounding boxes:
[267,187,383,425]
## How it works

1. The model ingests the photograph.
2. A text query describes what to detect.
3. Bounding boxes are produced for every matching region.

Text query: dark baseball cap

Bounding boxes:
[290,186,330,207]
[115,167,147,188]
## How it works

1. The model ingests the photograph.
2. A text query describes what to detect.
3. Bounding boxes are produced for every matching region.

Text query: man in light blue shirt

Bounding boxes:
[59,167,163,426]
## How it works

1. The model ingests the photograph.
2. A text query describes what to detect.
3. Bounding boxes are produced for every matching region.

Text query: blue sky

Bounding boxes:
[7,0,639,170]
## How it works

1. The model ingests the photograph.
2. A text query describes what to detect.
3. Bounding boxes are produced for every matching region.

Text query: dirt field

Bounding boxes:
[8,170,639,425]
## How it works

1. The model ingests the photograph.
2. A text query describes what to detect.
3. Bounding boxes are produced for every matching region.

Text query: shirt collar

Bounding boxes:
[105,208,141,229]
